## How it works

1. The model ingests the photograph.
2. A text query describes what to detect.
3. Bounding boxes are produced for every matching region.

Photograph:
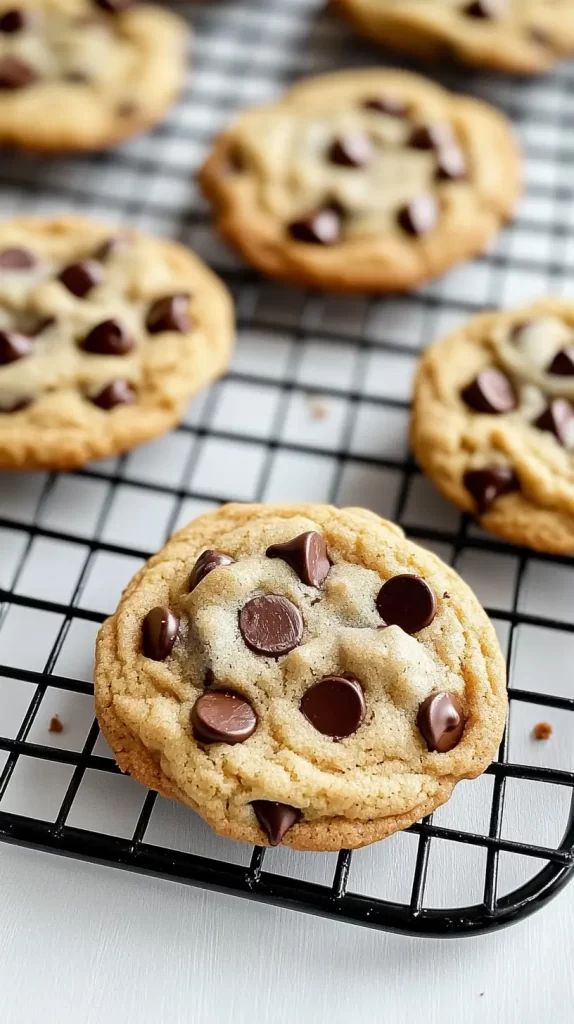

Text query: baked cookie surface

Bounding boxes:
[411,300,574,554]
[0,0,187,151]
[0,216,233,469]
[331,0,574,76]
[200,69,520,294]
[95,503,507,851]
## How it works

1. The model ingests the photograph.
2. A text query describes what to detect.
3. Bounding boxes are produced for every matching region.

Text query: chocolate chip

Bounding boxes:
[142,606,179,661]
[0,55,37,89]
[266,531,330,588]
[94,236,128,261]
[94,0,134,11]
[0,9,30,32]
[547,346,574,375]
[535,399,573,446]
[409,122,454,151]
[436,145,467,181]
[191,690,257,745]
[289,208,341,245]
[464,465,519,515]
[397,194,438,236]
[529,26,550,46]
[189,549,234,592]
[64,70,91,84]
[251,801,301,846]
[328,133,373,168]
[300,675,365,739]
[464,0,504,17]
[461,368,516,414]
[116,100,138,118]
[146,294,191,334]
[239,595,303,656]
[362,96,408,117]
[0,396,32,413]
[27,316,54,337]
[417,692,465,753]
[59,260,104,298]
[376,575,437,634]
[91,380,136,409]
[0,246,35,269]
[0,329,32,365]
[81,319,133,355]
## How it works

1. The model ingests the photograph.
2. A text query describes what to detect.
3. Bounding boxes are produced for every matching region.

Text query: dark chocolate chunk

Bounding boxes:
[461,368,516,414]
[142,606,179,661]
[189,549,235,592]
[191,690,257,745]
[289,208,341,245]
[0,55,37,88]
[0,9,30,32]
[464,0,504,17]
[397,194,438,236]
[328,133,373,168]
[436,145,467,181]
[362,95,408,117]
[409,122,454,151]
[547,346,574,376]
[417,691,465,753]
[251,800,301,846]
[0,329,32,365]
[0,246,35,269]
[464,465,519,515]
[239,595,303,656]
[59,259,104,298]
[376,574,437,634]
[94,0,134,11]
[266,531,330,588]
[91,380,136,409]
[146,294,191,334]
[81,319,133,355]
[535,398,573,446]
[0,396,32,413]
[300,674,365,739]
[94,235,128,261]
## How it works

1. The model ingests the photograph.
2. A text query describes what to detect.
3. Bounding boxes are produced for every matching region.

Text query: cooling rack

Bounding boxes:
[1,0,574,938]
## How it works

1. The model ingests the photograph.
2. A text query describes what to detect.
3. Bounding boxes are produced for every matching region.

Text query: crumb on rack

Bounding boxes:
[49,715,64,734]
[309,396,329,420]
[532,722,552,741]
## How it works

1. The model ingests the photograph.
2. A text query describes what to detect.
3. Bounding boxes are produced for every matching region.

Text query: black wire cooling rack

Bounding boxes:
[1,0,574,938]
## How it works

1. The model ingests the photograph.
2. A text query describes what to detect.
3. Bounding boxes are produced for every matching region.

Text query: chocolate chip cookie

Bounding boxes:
[331,0,574,75]
[0,0,188,152]
[95,503,507,851]
[411,300,574,553]
[0,216,233,469]
[199,69,520,294]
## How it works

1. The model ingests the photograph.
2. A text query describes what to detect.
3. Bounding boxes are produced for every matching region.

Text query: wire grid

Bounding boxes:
[0,0,574,937]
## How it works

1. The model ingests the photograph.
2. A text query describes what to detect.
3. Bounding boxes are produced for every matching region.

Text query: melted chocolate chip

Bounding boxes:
[436,145,467,181]
[116,100,138,117]
[417,692,465,753]
[81,319,133,355]
[0,246,35,269]
[191,690,257,745]
[409,122,454,152]
[0,9,30,32]
[251,801,301,846]
[94,0,134,11]
[529,26,550,46]
[0,396,32,413]
[362,95,408,117]
[461,368,516,414]
[328,133,373,168]
[376,575,437,634]
[239,595,303,656]
[94,236,128,260]
[142,606,179,661]
[547,346,574,376]
[464,465,519,515]
[464,0,504,17]
[266,531,330,588]
[289,208,341,245]
[0,329,32,365]
[64,70,91,83]
[300,675,365,739]
[189,549,235,592]
[0,55,37,89]
[535,399,573,446]
[59,259,104,298]
[91,380,136,409]
[146,294,191,335]
[397,194,438,236]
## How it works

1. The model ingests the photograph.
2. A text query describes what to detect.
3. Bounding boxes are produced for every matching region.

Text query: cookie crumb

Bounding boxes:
[442,591,450,599]
[49,715,64,734]
[533,721,552,741]
[309,396,329,420]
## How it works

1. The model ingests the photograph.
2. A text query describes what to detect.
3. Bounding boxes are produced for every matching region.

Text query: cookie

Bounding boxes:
[199,69,520,294]
[0,0,188,152]
[411,300,574,554]
[0,216,233,469]
[95,503,507,852]
[331,0,574,76]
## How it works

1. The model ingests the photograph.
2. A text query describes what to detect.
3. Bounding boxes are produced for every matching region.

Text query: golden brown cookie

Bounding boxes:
[199,69,521,294]
[411,300,574,554]
[0,0,188,152]
[95,503,507,852]
[331,0,574,76]
[0,216,234,469]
